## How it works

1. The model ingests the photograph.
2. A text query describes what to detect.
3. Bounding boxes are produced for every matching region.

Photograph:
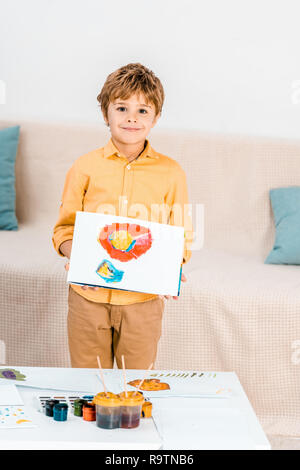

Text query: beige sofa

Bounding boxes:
[1,119,300,439]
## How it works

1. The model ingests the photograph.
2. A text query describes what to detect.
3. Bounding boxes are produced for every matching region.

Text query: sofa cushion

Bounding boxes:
[265,186,300,265]
[0,125,20,230]
[186,248,300,296]
[156,248,300,437]
[0,221,65,268]
[0,222,70,367]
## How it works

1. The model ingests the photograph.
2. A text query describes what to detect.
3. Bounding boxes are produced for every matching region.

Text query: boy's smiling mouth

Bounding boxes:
[122,127,141,131]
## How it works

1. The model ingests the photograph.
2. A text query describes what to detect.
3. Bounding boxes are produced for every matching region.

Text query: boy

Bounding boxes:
[52,63,194,370]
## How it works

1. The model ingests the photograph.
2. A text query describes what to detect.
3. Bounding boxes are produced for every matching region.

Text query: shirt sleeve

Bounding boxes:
[166,165,194,265]
[52,161,89,257]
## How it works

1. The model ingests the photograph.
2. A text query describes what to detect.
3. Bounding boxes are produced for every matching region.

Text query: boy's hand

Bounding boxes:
[64,262,100,291]
[159,273,187,301]
[60,239,73,259]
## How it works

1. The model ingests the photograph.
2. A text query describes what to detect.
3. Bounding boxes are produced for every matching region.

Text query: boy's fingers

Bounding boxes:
[64,262,70,271]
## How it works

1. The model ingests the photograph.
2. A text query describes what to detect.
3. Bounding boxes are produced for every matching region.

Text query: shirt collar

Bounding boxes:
[103,137,159,160]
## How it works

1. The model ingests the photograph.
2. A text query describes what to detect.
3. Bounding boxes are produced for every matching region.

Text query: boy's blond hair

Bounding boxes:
[97,63,164,122]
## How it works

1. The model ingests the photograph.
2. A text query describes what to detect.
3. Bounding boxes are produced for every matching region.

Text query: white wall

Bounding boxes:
[1,0,300,139]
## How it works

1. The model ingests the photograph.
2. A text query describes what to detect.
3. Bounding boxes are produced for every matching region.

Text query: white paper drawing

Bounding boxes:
[67,211,185,296]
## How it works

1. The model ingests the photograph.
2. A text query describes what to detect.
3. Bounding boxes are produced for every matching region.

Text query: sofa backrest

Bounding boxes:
[1,119,300,260]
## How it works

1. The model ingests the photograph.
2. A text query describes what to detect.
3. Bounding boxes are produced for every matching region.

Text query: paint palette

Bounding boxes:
[121,370,233,398]
[35,394,95,414]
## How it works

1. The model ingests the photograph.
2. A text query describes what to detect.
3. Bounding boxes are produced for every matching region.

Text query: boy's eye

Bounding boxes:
[116,107,147,114]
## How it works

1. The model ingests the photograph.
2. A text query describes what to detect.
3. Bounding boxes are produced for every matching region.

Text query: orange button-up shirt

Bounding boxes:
[52,137,194,305]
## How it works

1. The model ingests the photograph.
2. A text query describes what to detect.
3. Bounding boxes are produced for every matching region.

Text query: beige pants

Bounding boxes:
[67,286,165,369]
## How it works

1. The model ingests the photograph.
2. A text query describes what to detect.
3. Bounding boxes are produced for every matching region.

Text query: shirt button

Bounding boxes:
[126,164,131,170]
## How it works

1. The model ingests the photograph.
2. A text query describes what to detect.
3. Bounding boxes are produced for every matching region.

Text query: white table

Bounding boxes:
[150,372,271,450]
[0,366,271,450]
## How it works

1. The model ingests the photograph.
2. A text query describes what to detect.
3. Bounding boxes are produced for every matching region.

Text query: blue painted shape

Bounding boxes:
[96,259,124,283]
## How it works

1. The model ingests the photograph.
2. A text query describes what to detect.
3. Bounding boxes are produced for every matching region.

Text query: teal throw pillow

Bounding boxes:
[265,186,300,265]
[0,125,20,230]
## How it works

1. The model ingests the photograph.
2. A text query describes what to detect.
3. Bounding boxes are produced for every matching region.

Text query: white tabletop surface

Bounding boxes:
[0,366,271,450]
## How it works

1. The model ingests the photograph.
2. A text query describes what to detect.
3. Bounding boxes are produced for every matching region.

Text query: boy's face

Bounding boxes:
[103,93,160,144]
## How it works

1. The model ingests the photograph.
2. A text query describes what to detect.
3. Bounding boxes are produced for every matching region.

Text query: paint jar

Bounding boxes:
[141,401,152,418]
[82,403,96,421]
[119,391,144,429]
[45,399,60,417]
[53,403,68,421]
[73,399,87,417]
[93,392,121,429]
